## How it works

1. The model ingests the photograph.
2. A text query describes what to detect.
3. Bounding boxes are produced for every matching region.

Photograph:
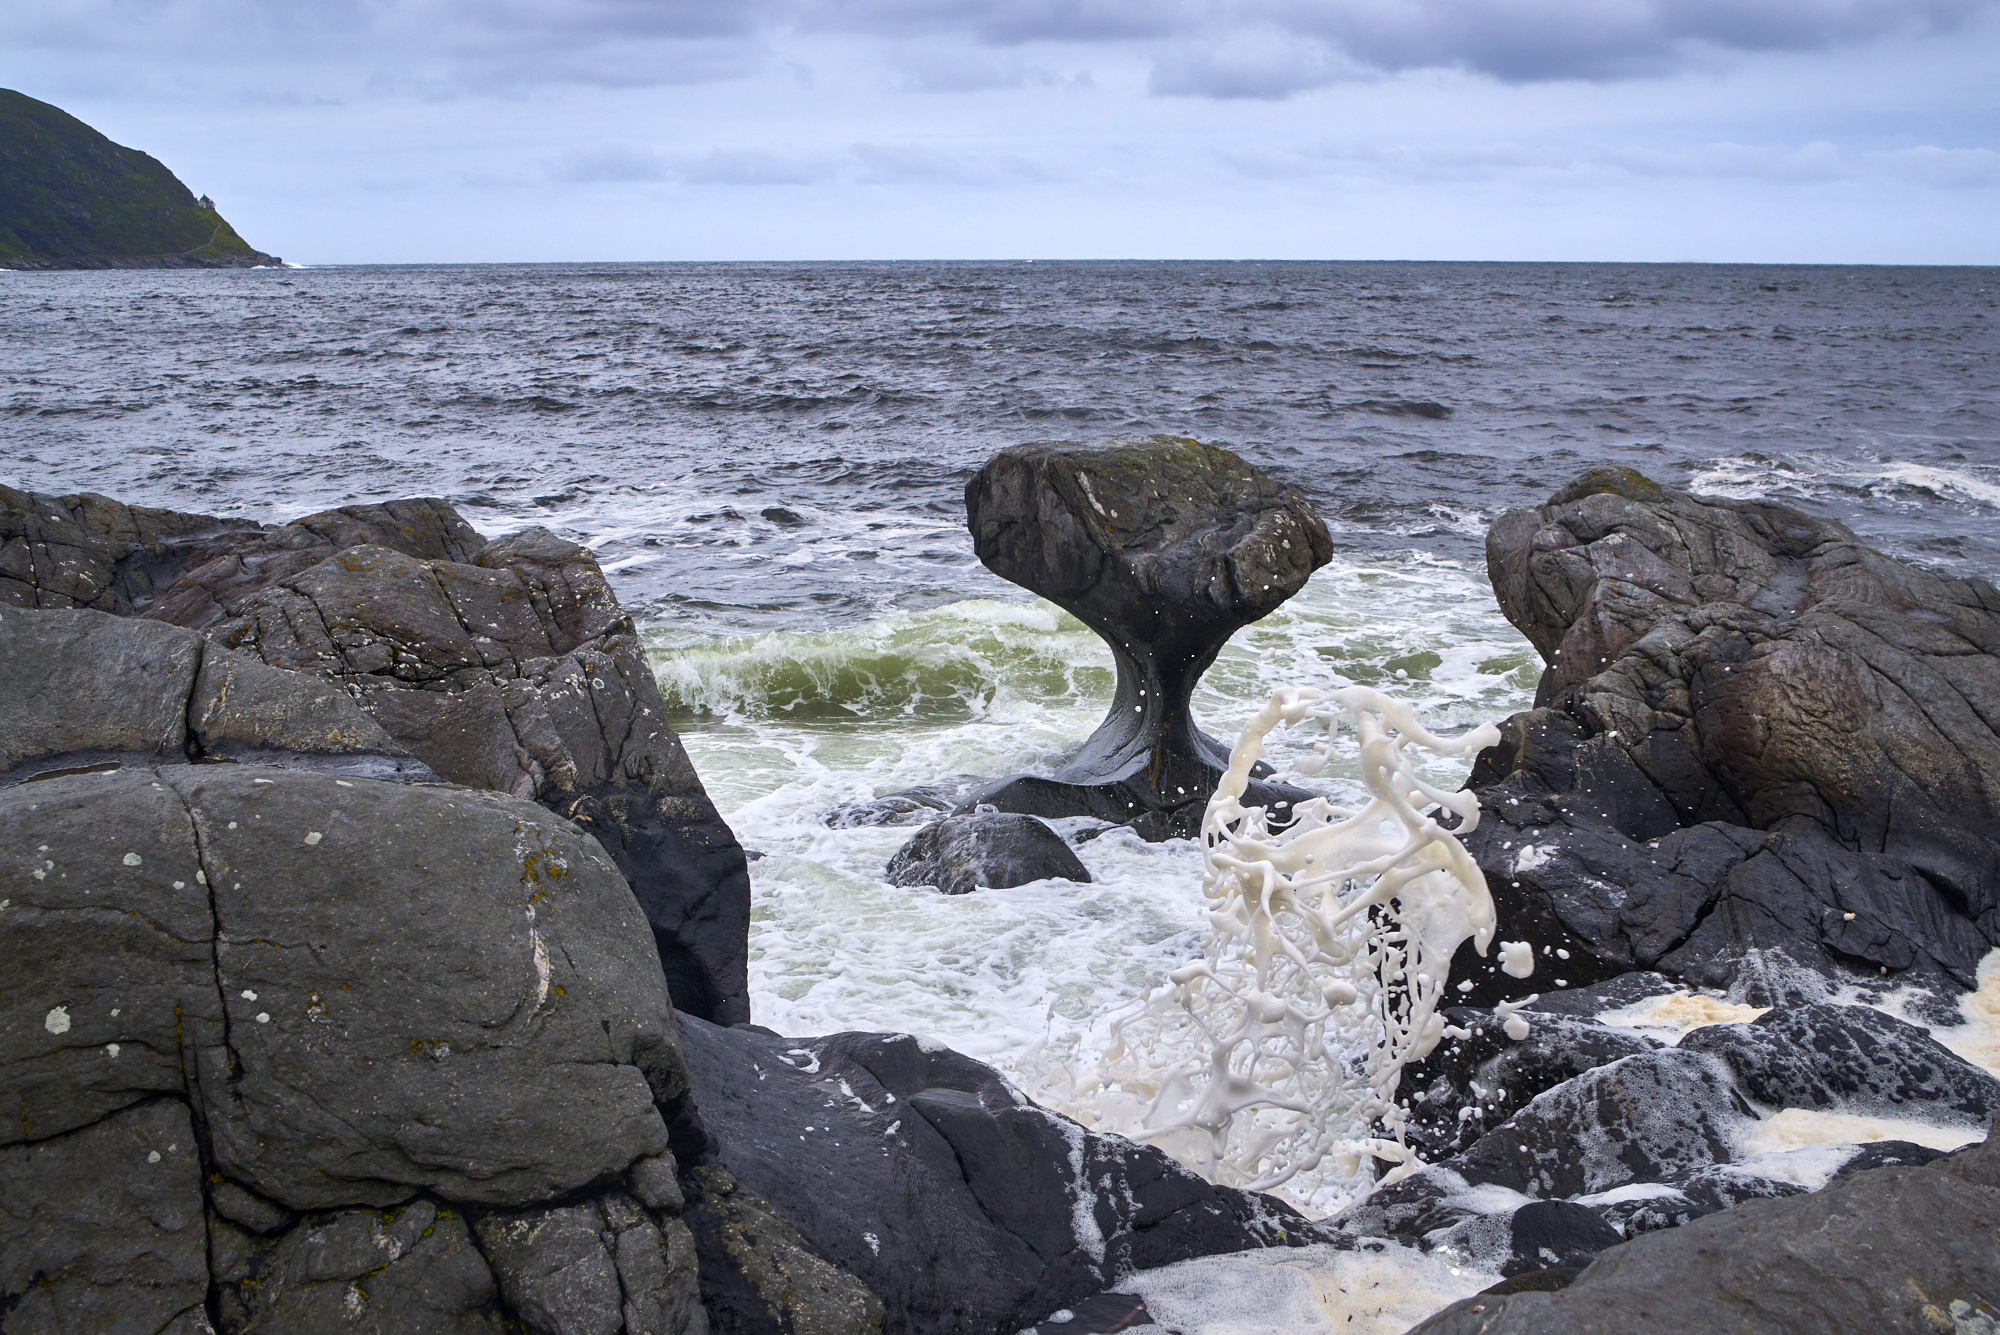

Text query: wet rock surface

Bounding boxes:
[1343,999,1999,1286]
[1457,467,2000,1006]
[1398,1008,1664,1160]
[884,812,1091,896]
[674,1015,1329,1335]
[1408,1126,2000,1335]
[961,435,1332,839]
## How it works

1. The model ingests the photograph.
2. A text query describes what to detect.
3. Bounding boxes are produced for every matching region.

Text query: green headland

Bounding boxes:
[0,88,280,270]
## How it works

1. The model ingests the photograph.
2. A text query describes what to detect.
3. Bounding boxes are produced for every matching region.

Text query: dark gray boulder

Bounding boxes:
[1431,1048,1751,1203]
[884,812,1091,896]
[680,1162,887,1335]
[84,495,754,1026]
[1397,1007,1664,1160]
[5,484,751,1024]
[3,758,735,1334]
[1,606,431,784]
[475,1194,704,1335]
[0,1098,212,1334]
[1408,1126,2000,1335]
[0,481,260,613]
[3,765,689,1208]
[673,1014,1326,1335]
[1340,1001,1999,1281]
[1459,467,2000,1005]
[1681,1001,2000,1123]
[961,436,1332,840]
[212,1199,503,1335]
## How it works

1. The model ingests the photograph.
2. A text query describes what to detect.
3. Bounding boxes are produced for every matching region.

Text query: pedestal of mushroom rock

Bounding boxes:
[960,435,1333,840]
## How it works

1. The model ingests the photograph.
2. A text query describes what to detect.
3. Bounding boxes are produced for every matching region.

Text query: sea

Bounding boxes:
[8,260,1999,1224]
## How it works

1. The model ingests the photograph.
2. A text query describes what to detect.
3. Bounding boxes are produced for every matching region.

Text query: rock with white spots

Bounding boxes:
[0,1098,211,1332]
[0,769,218,1143]
[5,764,689,1210]
[166,765,685,1209]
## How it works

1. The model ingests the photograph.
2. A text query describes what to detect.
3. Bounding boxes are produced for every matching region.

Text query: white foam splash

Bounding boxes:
[1126,1240,1497,1335]
[1597,991,1771,1043]
[1736,1108,1986,1156]
[1935,949,2000,1078]
[1090,685,1512,1201]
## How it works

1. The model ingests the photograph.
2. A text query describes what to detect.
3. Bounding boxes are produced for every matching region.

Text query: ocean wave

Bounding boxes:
[648,598,1110,721]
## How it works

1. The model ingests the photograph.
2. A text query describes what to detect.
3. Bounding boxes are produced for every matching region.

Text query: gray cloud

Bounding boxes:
[6,0,1993,100]
[547,145,671,182]
[1210,136,1999,188]
[1146,29,1357,98]
[1268,0,1995,82]
[679,148,837,184]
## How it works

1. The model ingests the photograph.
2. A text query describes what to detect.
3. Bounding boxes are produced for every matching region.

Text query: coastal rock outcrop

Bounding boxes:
[1343,999,1998,1282]
[1409,1125,2000,1334]
[959,435,1332,840]
[674,1016,1329,1335]
[883,812,1091,896]
[2,486,754,1025]
[3,759,713,1335]
[1455,467,2000,1007]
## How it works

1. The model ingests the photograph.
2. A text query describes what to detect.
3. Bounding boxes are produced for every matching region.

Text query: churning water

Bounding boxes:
[8,260,1998,1213]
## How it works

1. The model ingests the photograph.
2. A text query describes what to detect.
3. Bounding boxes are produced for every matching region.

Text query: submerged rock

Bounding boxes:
[962,435,1332,840]
[884,812,1091,895]
[823,778,984,829]
[1459,467,2000,1006]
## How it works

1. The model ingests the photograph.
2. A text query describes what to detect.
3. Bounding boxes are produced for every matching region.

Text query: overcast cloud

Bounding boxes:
[2,0,1994,261]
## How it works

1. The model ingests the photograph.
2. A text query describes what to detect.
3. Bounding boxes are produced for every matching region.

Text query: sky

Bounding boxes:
[5,0,1997,264]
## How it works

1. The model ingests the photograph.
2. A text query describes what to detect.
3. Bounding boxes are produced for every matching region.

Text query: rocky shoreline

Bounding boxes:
[4,447,1998,1335]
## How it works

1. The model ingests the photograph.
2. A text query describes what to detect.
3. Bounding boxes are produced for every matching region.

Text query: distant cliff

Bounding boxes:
[0,88,281,270]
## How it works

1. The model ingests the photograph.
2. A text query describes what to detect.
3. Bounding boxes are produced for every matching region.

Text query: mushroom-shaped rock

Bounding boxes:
[963,435,1332,837]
